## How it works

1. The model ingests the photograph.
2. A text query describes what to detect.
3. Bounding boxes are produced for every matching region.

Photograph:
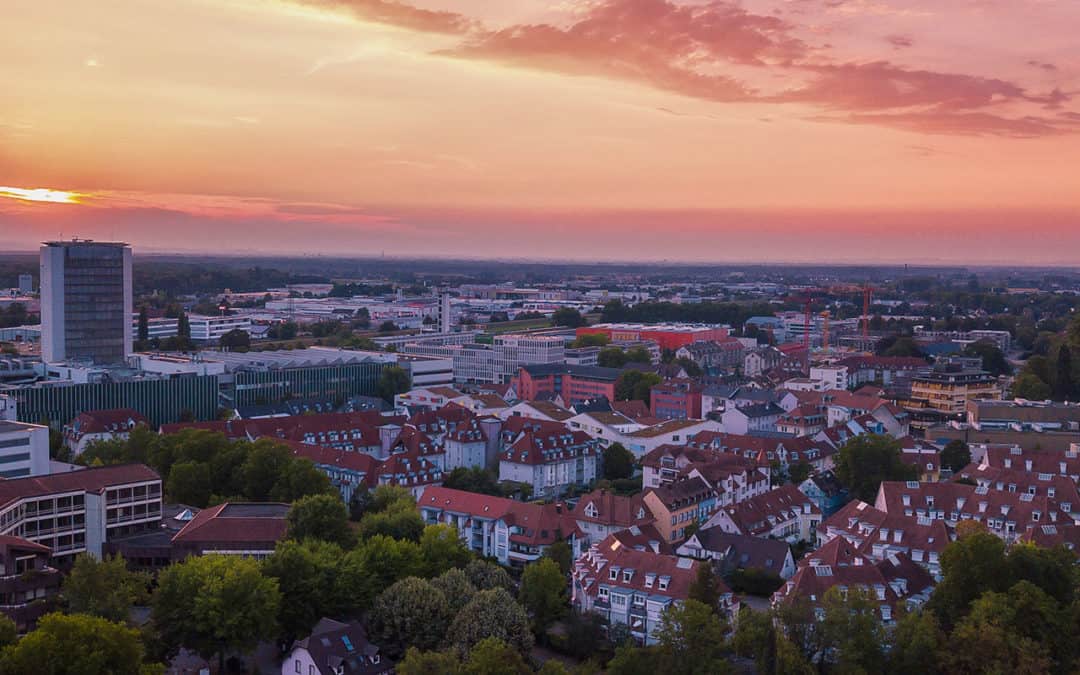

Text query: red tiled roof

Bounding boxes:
[0,534,50,554]
[574,534,716,602]
[574,489,651,528]
[172,502,289,545]
[65,409,148,438]
[0,464,160,509]
[723,485,820,536]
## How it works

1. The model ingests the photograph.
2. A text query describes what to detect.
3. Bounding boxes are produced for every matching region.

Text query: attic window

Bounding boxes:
[658,576,669,591]
[622,569,633,582]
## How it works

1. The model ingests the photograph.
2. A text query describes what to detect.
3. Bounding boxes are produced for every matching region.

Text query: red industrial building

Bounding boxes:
[576,323,729,351]
[650,379,705,420]
[511,364,621,406]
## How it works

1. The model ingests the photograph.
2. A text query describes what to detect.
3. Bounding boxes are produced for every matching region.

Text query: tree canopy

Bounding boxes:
[833,434,918,502]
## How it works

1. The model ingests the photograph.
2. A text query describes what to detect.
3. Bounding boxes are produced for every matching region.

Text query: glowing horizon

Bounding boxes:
[1,0,1078,263]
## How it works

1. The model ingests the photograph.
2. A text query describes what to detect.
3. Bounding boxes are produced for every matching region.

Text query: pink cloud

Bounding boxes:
[296,0,479,35]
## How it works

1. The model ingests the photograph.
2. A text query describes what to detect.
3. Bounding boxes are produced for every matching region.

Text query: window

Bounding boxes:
[598,588,609,601]
[295,660,301,673]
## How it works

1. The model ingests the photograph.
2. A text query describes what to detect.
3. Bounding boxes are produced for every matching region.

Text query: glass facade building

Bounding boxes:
[40,241,133,365]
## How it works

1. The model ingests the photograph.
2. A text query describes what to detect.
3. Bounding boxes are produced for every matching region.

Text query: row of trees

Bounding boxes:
[81,428,334,508]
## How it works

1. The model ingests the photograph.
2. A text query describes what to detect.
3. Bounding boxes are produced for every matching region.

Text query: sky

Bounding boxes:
[2,0,1079,264]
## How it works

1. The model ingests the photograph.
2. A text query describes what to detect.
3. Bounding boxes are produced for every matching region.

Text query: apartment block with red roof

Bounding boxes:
[874,480,1071,544]
[571,534,737,645]
[0,464,163,564]
[575,324,730,352]
[817,499,951,579]
[705,484,821,544]
[498,422,600,499]
[418,487,581,566]
[772,537,934,624]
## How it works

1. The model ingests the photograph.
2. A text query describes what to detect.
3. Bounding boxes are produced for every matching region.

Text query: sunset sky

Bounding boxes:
[2,0,1079,263]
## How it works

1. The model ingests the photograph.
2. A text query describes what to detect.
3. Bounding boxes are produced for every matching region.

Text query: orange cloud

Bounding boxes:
[296,0,479,34]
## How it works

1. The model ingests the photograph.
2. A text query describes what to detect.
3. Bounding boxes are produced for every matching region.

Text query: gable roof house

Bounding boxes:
[282,617,391,675]
[572,534,738,645]
[705,484,821,544]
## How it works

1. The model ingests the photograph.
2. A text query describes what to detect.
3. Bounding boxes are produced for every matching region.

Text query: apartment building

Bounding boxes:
[0,464,162,564]
[571,534,737,645]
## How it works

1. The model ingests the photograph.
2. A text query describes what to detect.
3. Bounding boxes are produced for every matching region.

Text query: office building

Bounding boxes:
[0,421,50,478]
[17,274,33,294]
[187,314,252,343]
[40,240,132,364]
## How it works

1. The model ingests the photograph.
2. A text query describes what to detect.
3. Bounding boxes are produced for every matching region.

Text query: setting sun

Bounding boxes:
[0,186,85,204]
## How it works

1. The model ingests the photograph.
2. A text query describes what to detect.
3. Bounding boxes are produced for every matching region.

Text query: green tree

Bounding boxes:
[606,642,661,675]
[602,443,635,480]
[552,307,586,328]
[218,328,250,350]
[1054,344,1074,400]
[177,311,190,339]
[419,524,473,576]
[287,493,354,548]
[687,562,720,608]
[940,439,972,474]
[261,539,349,640]
[887,610,944,675]
[597,347,628,368]
[928,531,1008,628]
[820,586,886,674]
[0,612,155,675]
[519,558,566,636]
[165,461,212,507]
[464,560,515,593]
[0,615,15,650]
[833,434,918,502]
[377,365,411,404]
[941,582,1061,675]
[1012,371,1052,400]
[462,637,531,675]
[442,467,502,496]
[343,535,425,609]
[615,371,662,403]
[63,554,150,623]
[370,484,416,513]
[370,577,452,657]
[378,320,400,333]
[653,599,731,675]
[571,333,609,348]
[153,555,280,664]
[396,647,461,675]
[137,306,149,343]
[446,588,534,655]
[431,568,477,614]
[963,340,1012,376]
[732,609,775,673]
[544,538,573,575]
[358,506,426,542]
[625,346,653,364]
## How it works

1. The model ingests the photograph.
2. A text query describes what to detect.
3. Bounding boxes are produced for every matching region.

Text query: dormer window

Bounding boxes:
[644,574,656,588]
[623,569,634,582]
[658,577,669,591]
[610,567,620,581]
